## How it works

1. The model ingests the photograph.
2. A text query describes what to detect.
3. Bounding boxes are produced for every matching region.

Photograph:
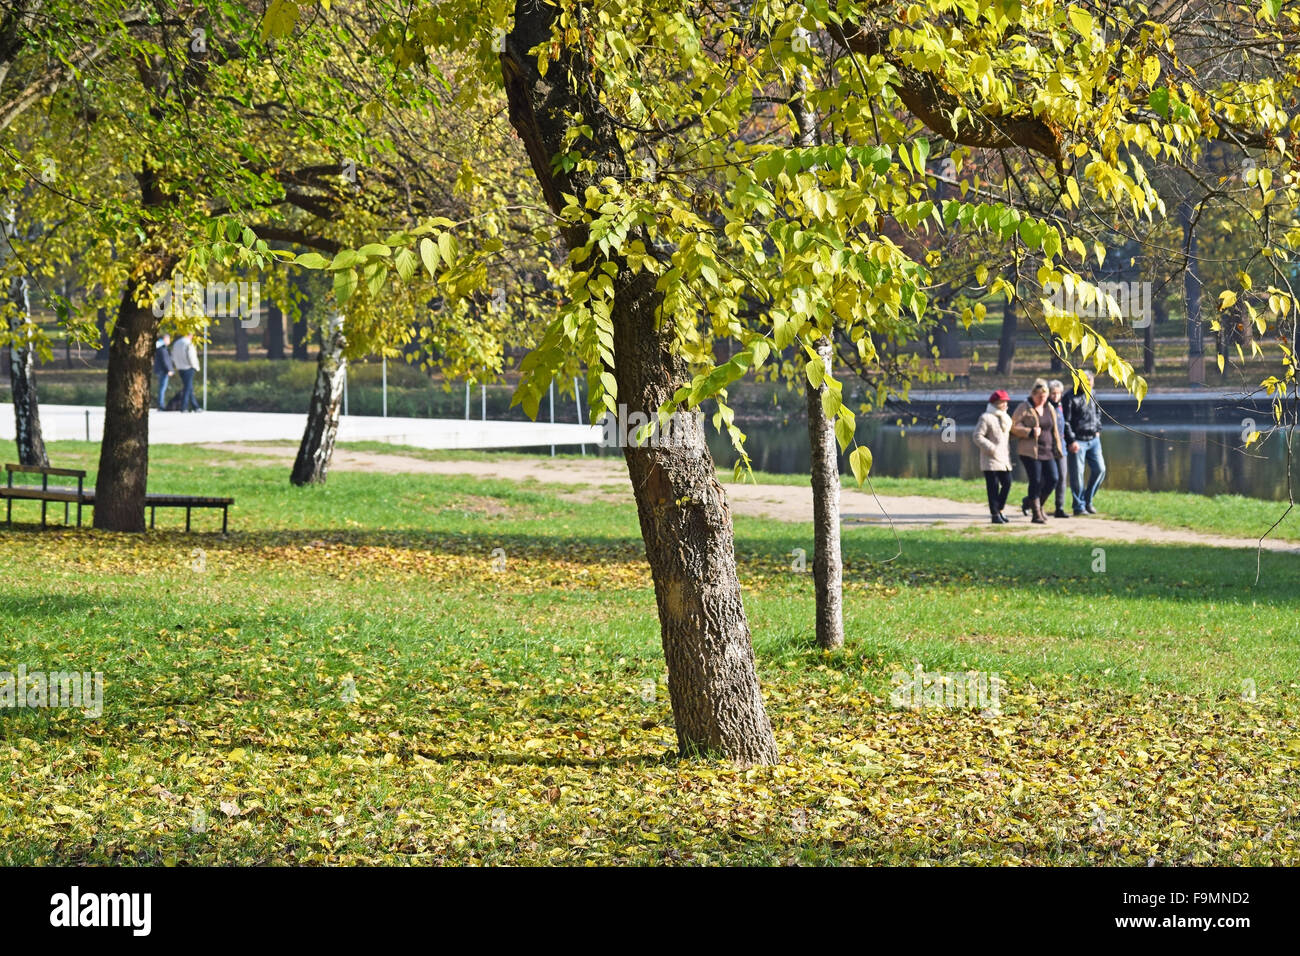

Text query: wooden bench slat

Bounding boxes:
[0,487,83,502]
[5,463,86,478]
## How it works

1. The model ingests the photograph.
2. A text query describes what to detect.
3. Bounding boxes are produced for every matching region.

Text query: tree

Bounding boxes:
[272,0,1300,765]
[1,210,47,466]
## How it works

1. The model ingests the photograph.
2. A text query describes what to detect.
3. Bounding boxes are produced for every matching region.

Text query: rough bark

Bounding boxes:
[501,1,778,763]
[996,293,1017,375]
[290,315,346,486]
[1180,198,1205,384]
[7,274,47,466]
[94,272,165,530]
[805,337,844,650]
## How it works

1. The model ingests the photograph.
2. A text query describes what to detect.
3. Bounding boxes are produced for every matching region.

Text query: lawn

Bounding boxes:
[1,444,1297,864]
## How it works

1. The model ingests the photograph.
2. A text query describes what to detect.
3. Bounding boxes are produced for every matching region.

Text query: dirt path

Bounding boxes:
[204,443,1300,555]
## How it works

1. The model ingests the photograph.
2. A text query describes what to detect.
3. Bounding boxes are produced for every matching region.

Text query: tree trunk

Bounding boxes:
[290,315,346,486]
[233,314,249,361]
[266,299,285,359]
[1180,198,1205,384]
[502,2,778,763]
[996,293,1017,375]
[1146,297,1164,375]
[805,337,844,650]
[790,61,843,652]
[94,273,165,530]
[2,212,46,466]
[95,304,110,358]
[8,274,47,467]
[291,310,309,360]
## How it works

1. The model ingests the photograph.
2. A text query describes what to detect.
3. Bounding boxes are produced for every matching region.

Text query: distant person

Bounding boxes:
[1011,379,1061,524]
[154,333,175,410]
[1065,369,1106,514]
[171,333,202,412]
[1046,379,1070,518]
[974,389,1014,524]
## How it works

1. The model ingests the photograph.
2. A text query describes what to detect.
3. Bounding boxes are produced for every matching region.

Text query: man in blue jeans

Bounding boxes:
[1063,370,1106,514]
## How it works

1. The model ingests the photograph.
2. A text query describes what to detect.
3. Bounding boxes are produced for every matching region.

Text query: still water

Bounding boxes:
[703,411,1298,501]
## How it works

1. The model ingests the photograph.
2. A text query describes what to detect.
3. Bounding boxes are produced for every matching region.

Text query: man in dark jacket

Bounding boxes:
[1063,370,1106,514]
[154,334,175,410]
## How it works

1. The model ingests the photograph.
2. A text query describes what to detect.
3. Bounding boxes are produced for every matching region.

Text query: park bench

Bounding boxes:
[1,464,87,527]
[2,463,234,533]
[145,494,234,534]
[917,356,972,386]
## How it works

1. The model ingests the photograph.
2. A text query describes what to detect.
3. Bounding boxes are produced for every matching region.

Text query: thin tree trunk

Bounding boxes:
[502,2,777,763]
[8,274,47,466]
[1180,197,1205,384]
[290,315,346,485]
[1146,297,1164,375]
[291,310,308,360]
[791,51,843,651]
[266,299,285,359]
[94,271,167,530]
[96,304,110,358]
[233,314,249,361]
[997,293,1017,375]
[2,211,46,465]
[805,336,843,650]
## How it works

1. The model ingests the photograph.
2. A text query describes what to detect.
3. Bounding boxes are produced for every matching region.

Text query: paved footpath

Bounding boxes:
[203,443,1300,556]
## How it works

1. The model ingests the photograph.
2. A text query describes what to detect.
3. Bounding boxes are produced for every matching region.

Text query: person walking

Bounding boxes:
[171,333,202,412]
[154,333,175,410]
[974,389,1014,524]
[1011,379,1062,524]
[1047,379,1070,518]
[1065,369,1106,514]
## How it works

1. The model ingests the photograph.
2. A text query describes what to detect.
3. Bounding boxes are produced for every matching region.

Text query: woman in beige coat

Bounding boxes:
[973,389,1014,523]
[1010,378,1063,524]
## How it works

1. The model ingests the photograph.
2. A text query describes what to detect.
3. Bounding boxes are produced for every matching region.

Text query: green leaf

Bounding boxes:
[333,268,357,304]
[260,0,299,41]
[394,248,417,282]
[419,237,440,276]
[848,445,873,486]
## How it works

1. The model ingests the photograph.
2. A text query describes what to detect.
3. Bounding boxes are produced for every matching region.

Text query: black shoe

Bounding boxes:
[999,511,1009,523]
[1085,504,1098,515]
[1020,497,1031,516]
[991,515,1002,524]
[1073,509,1086,516]
[1053,508,1069,518]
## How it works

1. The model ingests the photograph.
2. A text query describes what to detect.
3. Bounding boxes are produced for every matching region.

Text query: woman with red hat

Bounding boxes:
[973,389,1014,523]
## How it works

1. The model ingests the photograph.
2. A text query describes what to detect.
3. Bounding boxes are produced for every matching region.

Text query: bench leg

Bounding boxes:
[64,501,69,526]
[186,507,191,533]
[40,499,46,527]
[76,500,82,528]
[150,506,155,529]
[222,507,228,535]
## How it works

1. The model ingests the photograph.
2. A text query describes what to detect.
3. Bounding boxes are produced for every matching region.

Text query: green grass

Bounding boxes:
[1,443,1298,865]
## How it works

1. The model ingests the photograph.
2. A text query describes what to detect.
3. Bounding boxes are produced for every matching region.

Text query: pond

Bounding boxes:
[700,405,1299,501]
